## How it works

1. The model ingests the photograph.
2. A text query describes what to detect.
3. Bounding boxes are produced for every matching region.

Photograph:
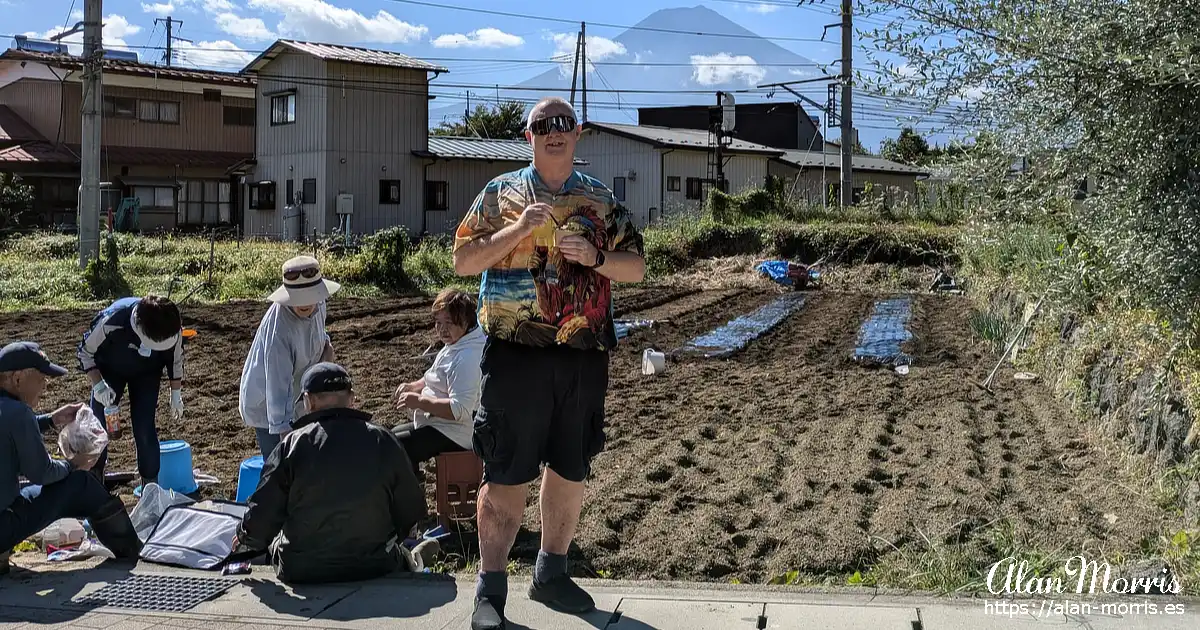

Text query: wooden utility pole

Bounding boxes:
[580,22,588,122]
[79,0,102,267]
[839,0,854,207]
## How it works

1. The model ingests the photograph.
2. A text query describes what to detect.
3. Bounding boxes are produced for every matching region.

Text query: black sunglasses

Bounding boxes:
[529,115,577,136]
[284,267,320,281]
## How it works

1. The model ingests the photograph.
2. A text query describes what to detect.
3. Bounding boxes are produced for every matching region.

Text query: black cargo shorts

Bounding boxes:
[471,337,609,486]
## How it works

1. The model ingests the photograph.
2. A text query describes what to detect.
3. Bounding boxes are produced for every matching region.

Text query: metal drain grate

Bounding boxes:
[853,297,914,365]
[73,574,240,612]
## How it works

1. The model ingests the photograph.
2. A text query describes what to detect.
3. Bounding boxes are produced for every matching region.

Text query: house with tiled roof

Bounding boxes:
[0,40,257,231]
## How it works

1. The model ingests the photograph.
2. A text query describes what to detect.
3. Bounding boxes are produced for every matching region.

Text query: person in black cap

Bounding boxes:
[0,342,142,575]
[229,362,427,584]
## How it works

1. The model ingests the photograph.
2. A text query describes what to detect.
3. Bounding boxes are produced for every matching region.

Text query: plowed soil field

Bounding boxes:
[0,286,1166,583]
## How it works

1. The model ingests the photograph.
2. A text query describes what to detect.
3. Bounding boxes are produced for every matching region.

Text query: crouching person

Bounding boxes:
[1,342,142,575]
[229,363,427,584]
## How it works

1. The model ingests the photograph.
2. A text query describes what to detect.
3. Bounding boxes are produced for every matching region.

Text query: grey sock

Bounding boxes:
[476,570,508,610]
[534,550,567,584]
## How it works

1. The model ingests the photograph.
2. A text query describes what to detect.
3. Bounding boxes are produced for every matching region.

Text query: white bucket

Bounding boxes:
[642,349,667,375]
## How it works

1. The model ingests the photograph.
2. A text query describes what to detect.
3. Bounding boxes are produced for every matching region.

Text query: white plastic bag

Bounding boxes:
[130,483,194,542]
[58,406,110,460]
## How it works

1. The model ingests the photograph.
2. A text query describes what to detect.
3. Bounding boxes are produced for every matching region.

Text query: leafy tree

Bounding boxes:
[0,172,34,232]
[432,101,527,140]
[881,127,933,165]
[860,0,1200,325]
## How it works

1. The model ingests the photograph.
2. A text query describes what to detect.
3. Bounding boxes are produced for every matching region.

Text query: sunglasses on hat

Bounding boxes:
[284,267,321,282]
[529,115,577,136]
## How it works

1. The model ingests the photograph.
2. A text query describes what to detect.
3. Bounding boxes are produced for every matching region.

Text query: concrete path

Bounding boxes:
[0,561,1197,629]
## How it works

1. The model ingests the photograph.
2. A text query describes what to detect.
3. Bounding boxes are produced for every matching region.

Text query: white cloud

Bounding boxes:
[141,2,176,16]
[431,28,523,49]
[214,12,276,40]
[203,0,236,10]
[172,40,256,71]
[690,53,766,86]
[789,68,817,78]
[247,0,428,44]
[549,32,626,76]
[746,3,780,13]
[25,14,142,56]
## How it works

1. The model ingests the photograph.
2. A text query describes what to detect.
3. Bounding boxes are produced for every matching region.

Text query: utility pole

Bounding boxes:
[569,29,582,109]
[580,22,588,123]
[155,16,190,67]
[839,0,854,207]
[79,0,103,267]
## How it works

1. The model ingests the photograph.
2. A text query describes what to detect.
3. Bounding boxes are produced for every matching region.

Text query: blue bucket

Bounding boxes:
[158,440,198,494]
[236,455,265,503]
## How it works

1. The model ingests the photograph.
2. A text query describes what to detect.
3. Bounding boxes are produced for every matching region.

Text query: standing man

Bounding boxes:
[78,295,185,488]
[453,96,645,629]
[239,255,338,459]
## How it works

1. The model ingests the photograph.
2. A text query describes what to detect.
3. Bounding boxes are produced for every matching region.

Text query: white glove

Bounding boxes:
[170,389,184,421]
[92,381,117,407]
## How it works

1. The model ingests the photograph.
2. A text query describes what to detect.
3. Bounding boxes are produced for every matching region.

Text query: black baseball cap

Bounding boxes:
[296,362,353,404]
[0,341,67,377]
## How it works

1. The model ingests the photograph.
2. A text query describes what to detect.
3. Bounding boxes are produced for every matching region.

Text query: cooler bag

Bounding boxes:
[138,502,249,570]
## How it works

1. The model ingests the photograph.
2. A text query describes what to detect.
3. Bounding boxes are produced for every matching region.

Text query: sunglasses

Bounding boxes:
[529,115,577,136]
[284,267,320,281]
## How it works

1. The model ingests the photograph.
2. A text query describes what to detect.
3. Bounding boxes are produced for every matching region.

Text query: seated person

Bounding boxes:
[230,362,426,584]
[1,342,142,575]
[393,288,486,478]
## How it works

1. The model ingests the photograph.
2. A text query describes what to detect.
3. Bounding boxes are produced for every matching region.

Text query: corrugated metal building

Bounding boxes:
[768,150,931,207]
[240,40,448,239]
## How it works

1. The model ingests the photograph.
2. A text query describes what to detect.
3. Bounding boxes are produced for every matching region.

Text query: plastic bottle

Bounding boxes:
[104,405,121,438]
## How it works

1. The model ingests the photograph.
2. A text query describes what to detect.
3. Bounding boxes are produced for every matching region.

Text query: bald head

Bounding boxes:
[526,97,577,131]
[524,96,581,175]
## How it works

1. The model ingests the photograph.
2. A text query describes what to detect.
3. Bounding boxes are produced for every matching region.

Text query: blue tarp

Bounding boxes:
[755,260,794,286]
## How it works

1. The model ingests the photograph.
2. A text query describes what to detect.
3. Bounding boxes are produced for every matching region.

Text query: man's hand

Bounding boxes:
[70,452,100,471]
[170,389,184,421]
[396,392,424,411]
[558,235,600,267]
[92,380,117,407]
[514,203,555,235]
[50,403,84,430]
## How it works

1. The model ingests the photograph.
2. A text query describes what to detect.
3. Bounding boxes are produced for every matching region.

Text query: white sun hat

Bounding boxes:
[267,255,341,307]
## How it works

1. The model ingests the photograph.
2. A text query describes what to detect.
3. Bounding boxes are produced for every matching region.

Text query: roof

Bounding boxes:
[243,40,449,74]
[0,106,44,145]
[774,149,930,176]
[0,142,251,168]
[416,136,587,165]
[582,121,784,156]
[0,49,256,88]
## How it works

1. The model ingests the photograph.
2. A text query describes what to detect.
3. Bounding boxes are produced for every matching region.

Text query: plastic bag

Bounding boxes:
[58,406,110,460]
[130,483,194,542]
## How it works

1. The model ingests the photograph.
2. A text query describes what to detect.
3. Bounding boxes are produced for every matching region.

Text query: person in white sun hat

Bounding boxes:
[238,255,339,459]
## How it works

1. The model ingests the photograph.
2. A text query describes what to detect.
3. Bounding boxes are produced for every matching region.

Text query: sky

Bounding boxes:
[1,0,961,148]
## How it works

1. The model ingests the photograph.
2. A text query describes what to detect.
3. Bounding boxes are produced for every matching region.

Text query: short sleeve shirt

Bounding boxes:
[453,165,645,351]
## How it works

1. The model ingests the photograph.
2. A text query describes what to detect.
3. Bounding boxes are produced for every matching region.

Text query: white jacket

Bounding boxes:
[238,302,330,434]
[413,326,485,449]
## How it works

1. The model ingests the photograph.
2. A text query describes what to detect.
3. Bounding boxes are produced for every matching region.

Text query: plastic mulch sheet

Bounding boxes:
[853,297,914,366]
[678,292,807,358]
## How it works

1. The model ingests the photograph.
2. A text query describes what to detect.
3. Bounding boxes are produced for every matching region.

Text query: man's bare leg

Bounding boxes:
[473,481,527,629]
[529,468,593,614]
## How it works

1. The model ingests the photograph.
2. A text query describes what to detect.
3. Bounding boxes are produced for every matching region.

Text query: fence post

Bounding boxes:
[207,229,216,287]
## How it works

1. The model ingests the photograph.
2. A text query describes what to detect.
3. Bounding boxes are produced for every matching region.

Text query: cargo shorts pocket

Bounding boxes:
[472,408,511,464]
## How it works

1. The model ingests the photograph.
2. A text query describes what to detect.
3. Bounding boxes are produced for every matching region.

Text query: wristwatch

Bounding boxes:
[592,250,606,268]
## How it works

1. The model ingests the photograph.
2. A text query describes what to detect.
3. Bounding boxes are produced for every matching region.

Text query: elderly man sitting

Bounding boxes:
[393,288,486,479]
[230,362,426,584]
[1,342,141,574]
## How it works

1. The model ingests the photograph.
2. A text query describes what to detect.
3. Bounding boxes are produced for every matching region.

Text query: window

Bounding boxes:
[720,178,729,194]
[667,176,681,192]
[852,187,865,204]
[424,180,447,211]
[249,181,276,211]
[686,177,703,200]
[43,179,79,204]
[102,96,136,118]
[203,89,222,102]
[271,93,296,125]
[134,186,175,209]
[380,179,402,204]
[612,177,626,202]
[177,180,232,225]
[223,105,255,126]
[302,178,316,204]
[285,179,294,206]
[137,100,180,124]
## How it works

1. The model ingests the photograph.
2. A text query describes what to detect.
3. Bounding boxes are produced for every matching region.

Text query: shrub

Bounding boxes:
[83,232,131,299]
[358,226,412,291]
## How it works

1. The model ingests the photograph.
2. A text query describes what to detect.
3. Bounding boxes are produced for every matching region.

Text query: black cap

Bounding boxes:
[0,342,68,377]
[296,362,352,404]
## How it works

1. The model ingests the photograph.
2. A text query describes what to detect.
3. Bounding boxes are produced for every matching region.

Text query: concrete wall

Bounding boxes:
[574,129,662,226]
